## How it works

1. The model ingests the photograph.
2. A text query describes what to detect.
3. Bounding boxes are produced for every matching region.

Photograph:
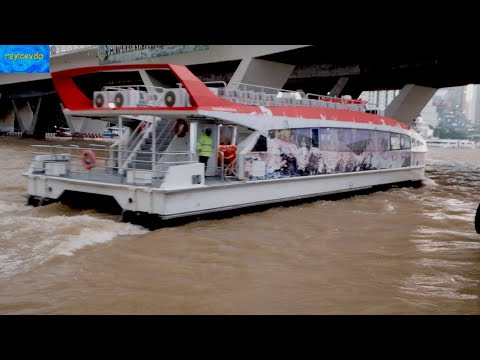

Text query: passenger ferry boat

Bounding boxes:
[24,64,427,228]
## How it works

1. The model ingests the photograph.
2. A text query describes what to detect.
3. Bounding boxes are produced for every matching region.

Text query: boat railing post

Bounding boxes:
[219,151,225,181]
[152,117,156,172]
[118,116,123,170]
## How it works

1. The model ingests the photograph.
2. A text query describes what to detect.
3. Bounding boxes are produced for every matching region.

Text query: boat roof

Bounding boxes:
[52,63,410,130]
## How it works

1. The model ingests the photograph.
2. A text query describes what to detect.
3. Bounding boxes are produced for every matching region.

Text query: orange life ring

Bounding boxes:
[173,119,189,137]
[218,145,237,166]
[81,150,96,170]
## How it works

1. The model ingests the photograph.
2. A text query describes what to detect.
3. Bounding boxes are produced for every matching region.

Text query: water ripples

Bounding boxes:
[0,140,479,314]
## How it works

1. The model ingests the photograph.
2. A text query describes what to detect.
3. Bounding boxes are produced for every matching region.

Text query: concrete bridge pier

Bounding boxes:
[0,94,16,134]
[385,84,438,127]
[227,58,295,93]
[329,77,349,97]
[12,97,42,136]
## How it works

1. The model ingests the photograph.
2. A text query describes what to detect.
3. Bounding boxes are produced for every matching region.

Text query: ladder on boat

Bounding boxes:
[120,117,177,175]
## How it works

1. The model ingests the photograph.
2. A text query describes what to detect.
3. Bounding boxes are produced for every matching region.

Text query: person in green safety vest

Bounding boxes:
[196,128,213,171]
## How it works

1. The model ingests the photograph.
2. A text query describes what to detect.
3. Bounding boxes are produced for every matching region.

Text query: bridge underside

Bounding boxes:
[188,51,480,99]
[2,45,480,134]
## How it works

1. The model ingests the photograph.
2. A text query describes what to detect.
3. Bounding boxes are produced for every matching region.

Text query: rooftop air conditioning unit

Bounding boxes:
[109,90,143,107]
[93,91,115,108]
[137,92,163,107]
[161,88,190,107]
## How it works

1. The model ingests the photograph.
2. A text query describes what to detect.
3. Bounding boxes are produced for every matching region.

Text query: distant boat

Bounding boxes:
[426,139,475,148]
[102,126,125,137]
[54,127,72,137]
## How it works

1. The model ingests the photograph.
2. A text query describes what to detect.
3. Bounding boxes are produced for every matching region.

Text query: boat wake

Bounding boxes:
[0,214,148,279]
[0,200,30,215]
[422,177,438,187]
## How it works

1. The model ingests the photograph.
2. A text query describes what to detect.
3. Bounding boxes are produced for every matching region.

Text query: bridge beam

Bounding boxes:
[384,84,437,127]
[227,58,295,93]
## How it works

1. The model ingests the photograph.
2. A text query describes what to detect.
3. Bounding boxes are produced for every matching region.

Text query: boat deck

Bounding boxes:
[54,170,241,189]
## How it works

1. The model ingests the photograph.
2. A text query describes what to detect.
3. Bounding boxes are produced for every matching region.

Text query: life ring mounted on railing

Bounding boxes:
[81,150,96,170]
[173,119,189,137]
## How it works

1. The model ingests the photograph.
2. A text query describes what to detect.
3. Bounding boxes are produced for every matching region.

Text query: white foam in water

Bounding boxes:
[0,214,148,278]
[411,239,480,252]
[422,197,476,222]
[0,200,29,215]
[442,198,474,211]
[423,177,438,187]
[400,274,479,300]
[51,221,148,256]
[415,227,478,238]
[424,211,474,222]
[384,200,395,212]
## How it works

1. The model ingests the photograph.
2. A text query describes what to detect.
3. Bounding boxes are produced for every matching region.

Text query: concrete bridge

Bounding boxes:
[1,44,480,137]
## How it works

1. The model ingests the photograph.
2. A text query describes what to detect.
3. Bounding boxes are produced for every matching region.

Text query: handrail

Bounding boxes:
[203,81,228,87]
[122,120,151,171]
[101,85,166,92]
[305,92,367,105]
[224,157,238,181]
[228,81,298,94]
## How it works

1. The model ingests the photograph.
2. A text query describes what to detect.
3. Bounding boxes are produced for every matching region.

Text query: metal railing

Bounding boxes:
[102,85,167,93]
[228,81,298,95]
[30,144,196,186]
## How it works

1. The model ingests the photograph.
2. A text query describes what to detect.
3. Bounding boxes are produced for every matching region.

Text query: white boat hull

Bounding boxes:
[26,165,424,222]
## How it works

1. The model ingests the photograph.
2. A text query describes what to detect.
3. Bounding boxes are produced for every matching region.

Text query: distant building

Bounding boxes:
[50,45,94,54]
[358,89,400,114]
[420,97,439,128]
[469,84,480,126]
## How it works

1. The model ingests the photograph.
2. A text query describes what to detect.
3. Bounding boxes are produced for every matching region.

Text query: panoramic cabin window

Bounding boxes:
[347,129,371,154]
[292,129,312,148]
[270,127,405,153]
[336,128,353,152]
[370,131,390,151]
[400,135,411,149]
[311,129,319,148]
[319,128,335,151]
[390,133,401,150]
[252,135,267,152]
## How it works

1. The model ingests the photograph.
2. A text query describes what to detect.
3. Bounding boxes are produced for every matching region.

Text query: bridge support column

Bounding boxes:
[384,84,437,126]
[139,70,166,91]
[12,97,42,134]
[0,98,15,133]
[227,58,295,92]
[329,77,349,97]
